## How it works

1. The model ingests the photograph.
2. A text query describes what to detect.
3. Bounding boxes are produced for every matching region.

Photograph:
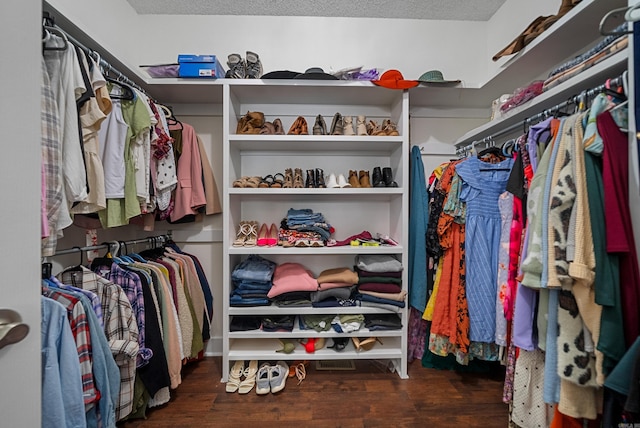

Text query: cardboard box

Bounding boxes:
[178,54,225,78]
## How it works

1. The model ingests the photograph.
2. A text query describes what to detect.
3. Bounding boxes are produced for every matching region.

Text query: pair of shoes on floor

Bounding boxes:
[256,223,278,247]
[256,361,289,395]
[226,51,263,79]
[233,220,258,247]
[325,173,351,188]
[226,360,259,394]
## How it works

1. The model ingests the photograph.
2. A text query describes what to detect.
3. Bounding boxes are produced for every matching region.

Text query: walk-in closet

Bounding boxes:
[1,0,639,426]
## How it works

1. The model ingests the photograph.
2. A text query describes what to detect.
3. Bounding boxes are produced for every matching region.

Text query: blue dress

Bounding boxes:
[455,156,513,343]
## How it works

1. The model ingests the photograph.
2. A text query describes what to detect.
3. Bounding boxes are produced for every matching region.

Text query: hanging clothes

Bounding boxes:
[408,145,429,313]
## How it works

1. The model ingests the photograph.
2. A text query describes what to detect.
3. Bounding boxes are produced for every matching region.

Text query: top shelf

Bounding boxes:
[143,0,626,110]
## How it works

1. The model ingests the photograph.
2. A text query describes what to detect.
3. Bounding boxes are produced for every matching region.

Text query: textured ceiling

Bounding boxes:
[126,0,508,21]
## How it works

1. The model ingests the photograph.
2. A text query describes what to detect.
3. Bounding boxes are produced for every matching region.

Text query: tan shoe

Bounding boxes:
[343,116,355,135]
[359,170,371,188]
[348,170,360,187]
[356,115,367,135]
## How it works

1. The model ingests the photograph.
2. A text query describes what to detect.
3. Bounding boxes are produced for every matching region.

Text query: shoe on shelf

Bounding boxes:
[337,173,350,188]
[255,362,271,395]
[359,170,371,188]
[226,360,244,393]
[269,361,289,393]
[372,166,384,187]
[232,222,250,247]
[305,169,316,188]
[293,168,304,188]
[383,167,398,187]
[313,114,327,135]
[329,112,344,135]
[256,223,270,246]
[273,118,285,135]
[348,170,360,188]
[315,168,326,188]
[326,173,338,188]
[238,360,259,394]
[259,121,276,134]
[328,337,349,351]
[244,221,259,247]
[245,51,263,78]
[343,116,355,135]
[237,111,265,134]
[283,168,294,188]
[382,119,400,136]
[288,116,309,135]
[258,175,274,188]
[226,53,246,79]
[356,115,368,135]
[268,223,279,246]
[352,337,383,352]
[271,173,285,188]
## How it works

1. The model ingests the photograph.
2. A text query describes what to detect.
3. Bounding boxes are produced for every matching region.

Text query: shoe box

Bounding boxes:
[178,54,226,78]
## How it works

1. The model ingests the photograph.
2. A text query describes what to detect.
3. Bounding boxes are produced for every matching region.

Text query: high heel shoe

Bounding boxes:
[273,118,285,135]
[293,168,304,188]
[283,168,293,188]
[244,221,259,247]
[329,112,343,135]
[352,337,383,352]
[232,221,250,247]
[268,223,278,246]
[313,114,327,135]
[238,360,258,394]
[356,115,368,135]
[256,223,270,246]
[343,116,355,136]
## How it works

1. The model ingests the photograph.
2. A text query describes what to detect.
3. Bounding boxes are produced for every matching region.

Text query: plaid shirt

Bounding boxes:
[93,262,151,368]
[53,273,104,328]
[62,267,139,421]
[42,283,98,407]
[40,57,63,257]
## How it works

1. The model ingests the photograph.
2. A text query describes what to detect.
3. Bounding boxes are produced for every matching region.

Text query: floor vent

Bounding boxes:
[315,360,356,371]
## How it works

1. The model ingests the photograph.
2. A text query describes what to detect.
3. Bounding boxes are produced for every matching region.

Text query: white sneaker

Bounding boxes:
[255,362,271,395]
[326,173,339,188]
[337,174,350,188]
[269,361,289,393]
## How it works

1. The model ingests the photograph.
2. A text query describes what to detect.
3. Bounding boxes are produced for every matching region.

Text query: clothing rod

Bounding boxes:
[455,74,626,156]
[44,15,150,99]
[51,234,171,257]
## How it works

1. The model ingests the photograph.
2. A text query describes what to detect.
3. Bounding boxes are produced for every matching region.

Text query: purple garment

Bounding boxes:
[94,262,151,367]
[526,117,553,174]
[511,283,538,351]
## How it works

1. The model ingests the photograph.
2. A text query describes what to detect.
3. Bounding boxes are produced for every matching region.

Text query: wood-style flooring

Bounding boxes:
[118,356,509,428]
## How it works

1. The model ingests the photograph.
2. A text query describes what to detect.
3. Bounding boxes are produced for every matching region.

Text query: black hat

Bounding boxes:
[261,70,301,79]
[293,67,338,80]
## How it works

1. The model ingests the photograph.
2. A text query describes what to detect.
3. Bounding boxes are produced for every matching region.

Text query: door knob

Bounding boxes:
[0,309,29,350]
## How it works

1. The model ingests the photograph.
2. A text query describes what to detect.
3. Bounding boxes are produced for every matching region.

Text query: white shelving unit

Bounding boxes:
[221,80,409,381]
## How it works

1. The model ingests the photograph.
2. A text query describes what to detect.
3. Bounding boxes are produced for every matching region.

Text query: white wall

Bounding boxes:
[0,0,42,425]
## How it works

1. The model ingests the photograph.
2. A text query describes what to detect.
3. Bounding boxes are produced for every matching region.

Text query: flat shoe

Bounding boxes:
[269,361,289,394]
[255,363,271,395]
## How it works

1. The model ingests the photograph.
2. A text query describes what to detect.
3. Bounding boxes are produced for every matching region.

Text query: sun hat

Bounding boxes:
[371,70,418,90]
[417,70,461,86]
[293,67,338,80]
[261,70,302,79]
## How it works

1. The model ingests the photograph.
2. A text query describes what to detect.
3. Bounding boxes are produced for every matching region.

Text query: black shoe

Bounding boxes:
[328,337,349,352]
[372,166,384,187]
[315,168,326,188]
[383,167,398,187]
[305,169,316,188]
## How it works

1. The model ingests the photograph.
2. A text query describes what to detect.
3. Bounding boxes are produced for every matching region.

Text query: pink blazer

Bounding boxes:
[169,122,206,222]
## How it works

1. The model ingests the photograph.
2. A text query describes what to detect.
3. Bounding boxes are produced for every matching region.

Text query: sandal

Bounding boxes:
[232,222,250,247]
[244,176,262,188]
[244,221,259,247]
[238,360,258,394]
[226,360,245,393]
[232,176,250,188]
[352,337,383,352]
[259,175,274,188]
[293,168,304,188]
[271,173,285,188]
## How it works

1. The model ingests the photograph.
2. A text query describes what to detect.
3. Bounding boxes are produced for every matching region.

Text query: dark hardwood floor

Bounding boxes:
[119,356,509,428]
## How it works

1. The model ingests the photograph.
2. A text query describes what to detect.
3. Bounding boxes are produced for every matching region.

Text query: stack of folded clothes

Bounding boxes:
[299,314,335,332]
[312,267,358,307]
[267,262,318,306]
[543,23,628,92]
[363,313,402,331]
[331,313,365,333]
[230,254,276,306]
[278,208,334,247]
[354,254,406,311]
[261,315,295,332]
